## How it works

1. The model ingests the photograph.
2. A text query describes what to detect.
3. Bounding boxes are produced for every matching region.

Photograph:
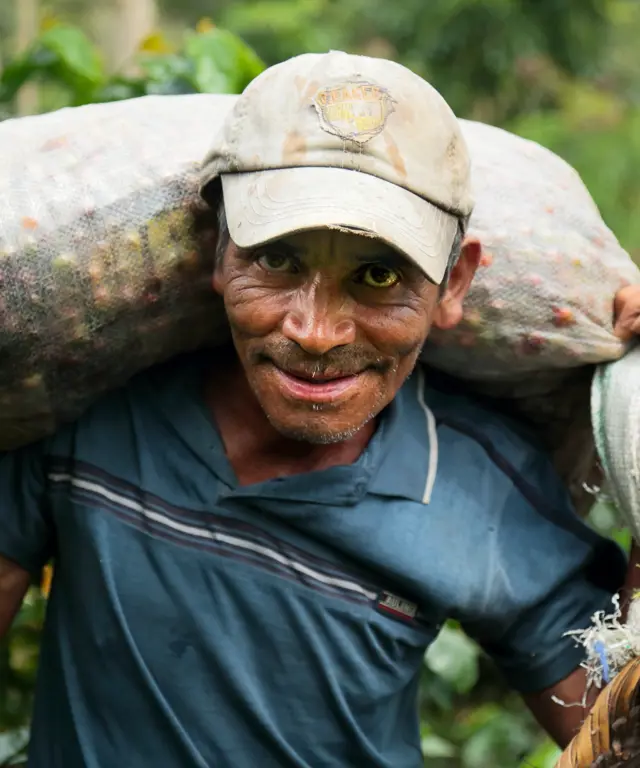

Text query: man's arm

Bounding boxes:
[0,441,55,637]
[521,542,640,747]
[524,667,592,748]
[0,555,31,638]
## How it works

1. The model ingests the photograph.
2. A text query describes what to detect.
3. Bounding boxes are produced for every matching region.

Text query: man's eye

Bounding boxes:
[359,264,400,289]
[257,252,297,273]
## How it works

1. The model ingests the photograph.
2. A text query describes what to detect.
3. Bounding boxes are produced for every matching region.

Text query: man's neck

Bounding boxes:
[205,350,377,487]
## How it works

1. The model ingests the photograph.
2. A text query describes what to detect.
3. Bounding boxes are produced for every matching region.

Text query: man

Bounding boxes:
[1,51,640,767]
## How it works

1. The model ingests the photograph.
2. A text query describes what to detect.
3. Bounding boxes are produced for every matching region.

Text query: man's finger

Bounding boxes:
[613,286,640,340]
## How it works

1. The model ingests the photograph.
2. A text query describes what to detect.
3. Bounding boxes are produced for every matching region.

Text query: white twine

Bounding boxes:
[551,594,640,709]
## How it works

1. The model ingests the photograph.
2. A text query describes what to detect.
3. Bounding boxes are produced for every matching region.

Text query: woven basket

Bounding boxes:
[556,658,640,767]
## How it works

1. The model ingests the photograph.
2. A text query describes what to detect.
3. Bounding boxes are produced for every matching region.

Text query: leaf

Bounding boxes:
[0,44,62,103]
[419,667,457,711]
[184,28,265,94]
[0,728,29,764]
[137,54,194,87]
[0,25,105,106]
[144,78,198,96]
[520,739,562,768]
[421,733,457,758]
[0,57,40,103]
[10,589,46,629]
[38,25,104,87]
[460,709,534,768]
[92,78,147,104]
[424,624,480,694]
[613,526,633,553]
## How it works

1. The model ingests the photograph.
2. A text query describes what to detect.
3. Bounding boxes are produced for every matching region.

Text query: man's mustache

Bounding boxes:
[255,339,390,378]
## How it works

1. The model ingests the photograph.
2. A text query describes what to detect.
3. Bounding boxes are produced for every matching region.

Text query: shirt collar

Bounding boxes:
[367,364,437,504]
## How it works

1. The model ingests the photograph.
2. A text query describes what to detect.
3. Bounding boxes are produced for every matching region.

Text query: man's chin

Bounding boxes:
[265,414,369,445]
[248,371,386,444]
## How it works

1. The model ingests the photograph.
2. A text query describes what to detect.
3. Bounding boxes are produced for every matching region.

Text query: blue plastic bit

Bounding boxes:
[594,640,610,683]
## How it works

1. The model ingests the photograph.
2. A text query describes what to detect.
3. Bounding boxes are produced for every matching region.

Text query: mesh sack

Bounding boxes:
[592,344,640,539]
[419,121,640,512]
[422,119,640,390]
[0,93,236,451]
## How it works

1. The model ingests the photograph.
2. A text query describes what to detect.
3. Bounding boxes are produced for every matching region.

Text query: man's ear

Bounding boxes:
[212,241,230,296]
[432,236,482,331]
[212,261,224,295]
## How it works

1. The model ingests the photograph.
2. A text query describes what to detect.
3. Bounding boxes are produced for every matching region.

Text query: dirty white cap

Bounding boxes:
[200,51,474,284]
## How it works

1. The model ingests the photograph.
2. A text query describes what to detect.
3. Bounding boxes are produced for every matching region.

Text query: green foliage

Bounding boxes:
[0,20,265,110]
[220,0,349,66]
[183,25,265,94]
[213,0,606,117]
[417,623,559,766]
[425,623,481,695]
[0,589,45,766]
[0,24,103,105]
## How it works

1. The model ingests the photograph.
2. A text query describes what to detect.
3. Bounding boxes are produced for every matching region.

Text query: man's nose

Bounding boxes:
[281,279,356,355]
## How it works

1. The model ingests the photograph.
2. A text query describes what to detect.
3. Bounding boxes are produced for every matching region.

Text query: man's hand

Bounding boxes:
[614,285,640,341]
[0,555,31,638]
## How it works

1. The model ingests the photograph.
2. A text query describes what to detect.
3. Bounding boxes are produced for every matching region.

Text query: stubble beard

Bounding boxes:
[260,380,393,444]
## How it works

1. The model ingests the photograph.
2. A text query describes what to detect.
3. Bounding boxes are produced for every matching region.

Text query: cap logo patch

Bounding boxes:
[314,81,395,143]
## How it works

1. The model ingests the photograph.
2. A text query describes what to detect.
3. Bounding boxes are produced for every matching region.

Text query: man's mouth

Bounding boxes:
[270,364,364,403]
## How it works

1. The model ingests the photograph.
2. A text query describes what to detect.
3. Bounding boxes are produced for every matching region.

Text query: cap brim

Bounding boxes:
[220,167,458,284]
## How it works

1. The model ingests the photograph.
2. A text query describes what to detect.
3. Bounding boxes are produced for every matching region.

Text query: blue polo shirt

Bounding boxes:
[0,354,624,768]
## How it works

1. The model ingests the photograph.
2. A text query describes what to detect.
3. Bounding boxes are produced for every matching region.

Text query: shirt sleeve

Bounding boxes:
[457,427,626,695]
[0,442,54,574]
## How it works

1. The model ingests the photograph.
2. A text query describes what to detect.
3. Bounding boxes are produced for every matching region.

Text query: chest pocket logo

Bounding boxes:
[376,591,419,623]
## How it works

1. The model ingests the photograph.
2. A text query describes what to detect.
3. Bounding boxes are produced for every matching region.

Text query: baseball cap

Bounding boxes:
[200,50,474,284]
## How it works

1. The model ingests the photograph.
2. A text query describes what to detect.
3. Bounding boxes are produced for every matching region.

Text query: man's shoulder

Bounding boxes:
[420,366,547,469]
[413,365,572,523]
[48,352,208,458]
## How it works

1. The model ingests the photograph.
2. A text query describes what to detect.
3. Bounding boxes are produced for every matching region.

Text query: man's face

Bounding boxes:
[213,228,478,444]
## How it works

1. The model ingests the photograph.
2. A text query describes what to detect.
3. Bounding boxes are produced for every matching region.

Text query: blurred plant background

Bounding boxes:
[0,0,638,765]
